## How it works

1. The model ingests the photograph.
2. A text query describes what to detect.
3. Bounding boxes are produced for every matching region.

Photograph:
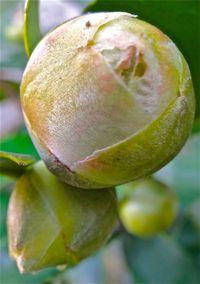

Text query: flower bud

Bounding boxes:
[8,161,117,272]
[20,12,195,189]
[118,177,178,237]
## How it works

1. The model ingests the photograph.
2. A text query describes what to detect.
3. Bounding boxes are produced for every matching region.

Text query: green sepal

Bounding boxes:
[0,151,36,178]
[8,161,117,273]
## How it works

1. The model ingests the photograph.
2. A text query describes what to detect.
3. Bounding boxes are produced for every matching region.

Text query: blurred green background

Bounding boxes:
[0,1,199,283]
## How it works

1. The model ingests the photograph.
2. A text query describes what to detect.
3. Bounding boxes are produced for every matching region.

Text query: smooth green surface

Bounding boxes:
[76,94,194,187]
[189,200,200,234]
[0,151,35,178]
[86,0,200,119]
[0,128,39,158]
[192,118,200,134]
[123,233,200,284]
[0,190,59,284]
[118,178,178,237]
[0,190,10,249]
[175,203,200,260]
[8,161,117,272]
[24,0,42,57]
[155,133,200,206]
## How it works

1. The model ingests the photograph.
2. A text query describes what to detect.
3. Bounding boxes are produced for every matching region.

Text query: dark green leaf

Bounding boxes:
[0,151,36,178]
[175,210,200,260]
[192,118,200,134]
[0,190,10,249]
[188,200,200,236]
[24,0,42,57]
[123,233,200,284]
[85,0,200,119]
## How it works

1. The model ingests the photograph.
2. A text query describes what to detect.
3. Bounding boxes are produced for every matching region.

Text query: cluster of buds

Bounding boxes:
[8,12,195,272]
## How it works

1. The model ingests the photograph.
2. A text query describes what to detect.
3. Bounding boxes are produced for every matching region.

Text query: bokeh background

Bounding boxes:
[0,1,200,283]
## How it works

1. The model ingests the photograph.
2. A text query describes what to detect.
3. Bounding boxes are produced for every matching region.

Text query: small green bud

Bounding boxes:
[8,161,117,272]
[21,12,195,189]
[118,177,178,237]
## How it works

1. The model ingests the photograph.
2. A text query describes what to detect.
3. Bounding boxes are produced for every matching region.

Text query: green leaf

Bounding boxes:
[192,118,200,134]
[85,0,200,119]
[24,0,42,57]
[0,127,40,158]
[123,233,200,284]
[155,133,200,206]
[0,151,36,178]
[174,207,200,260]
[188,200,200,236]
[0,190,10,249]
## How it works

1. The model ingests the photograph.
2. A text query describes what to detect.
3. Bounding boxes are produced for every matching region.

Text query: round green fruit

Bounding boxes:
[118,177,178,237]
[8,161,117,272]
[20,12,195,189]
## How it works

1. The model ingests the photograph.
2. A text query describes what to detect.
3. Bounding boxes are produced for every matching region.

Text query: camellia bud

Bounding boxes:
[20,12,195,189]
[8,161,117,272]
[118,177,178,237]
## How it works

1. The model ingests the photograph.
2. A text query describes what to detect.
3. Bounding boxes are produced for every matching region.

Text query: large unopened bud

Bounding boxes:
[21,12,195,189]
[8,161,116,272]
